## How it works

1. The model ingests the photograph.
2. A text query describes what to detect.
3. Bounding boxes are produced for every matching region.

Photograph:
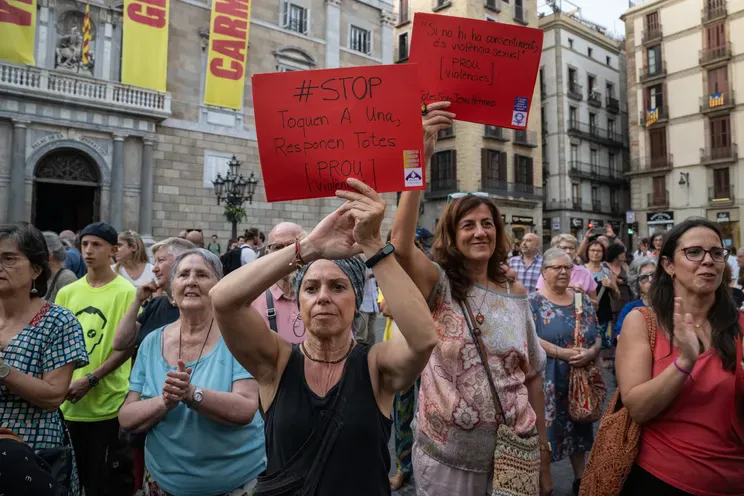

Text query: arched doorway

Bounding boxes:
[32,149,101,232]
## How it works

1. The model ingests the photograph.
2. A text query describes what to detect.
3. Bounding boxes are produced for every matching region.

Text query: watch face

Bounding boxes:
[383,244,395,255]
[194,389,204,402]
[0,363,10,379]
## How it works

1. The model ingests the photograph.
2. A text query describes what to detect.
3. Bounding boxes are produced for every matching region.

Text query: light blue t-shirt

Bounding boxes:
[129,327,266,496]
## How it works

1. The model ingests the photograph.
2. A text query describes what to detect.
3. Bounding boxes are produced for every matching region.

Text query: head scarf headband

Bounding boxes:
[292,256,367,310]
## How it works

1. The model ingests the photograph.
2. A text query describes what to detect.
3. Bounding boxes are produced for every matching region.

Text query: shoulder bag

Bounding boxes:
[568,293,607,423]
[459,300,540,496]
[579,306,657,496]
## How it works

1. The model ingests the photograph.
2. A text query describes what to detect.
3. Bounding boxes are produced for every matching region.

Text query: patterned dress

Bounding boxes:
[0,302,89,495]
[528,292,598,462]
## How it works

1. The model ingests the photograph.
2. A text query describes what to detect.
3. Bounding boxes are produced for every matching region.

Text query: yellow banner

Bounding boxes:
[0,0,37,65]
[204,0,252,110]
[122,0,169,92]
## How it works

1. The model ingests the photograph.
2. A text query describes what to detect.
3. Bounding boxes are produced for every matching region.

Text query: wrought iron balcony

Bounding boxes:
[484,125,509,141]
[647,190,669,208]
[700,90,735,113]
[629,154,674,174]
[567,82,583,101]
[566,120,626,147]
[702,1,727,25]
[642,24,663,45]
[481,180,544,201]
[709,184,734,204]
[568,161,627,183]
[513,130,538,148]
[606,96,620,114]
[0,61,171,119]
[588,90,602,107]
[639,62,666,83]
[639,105,669,127]
[700,143,738,164]
[700,43,732,66]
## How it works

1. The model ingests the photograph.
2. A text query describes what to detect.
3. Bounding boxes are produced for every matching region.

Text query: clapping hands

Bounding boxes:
[162,359,192,410]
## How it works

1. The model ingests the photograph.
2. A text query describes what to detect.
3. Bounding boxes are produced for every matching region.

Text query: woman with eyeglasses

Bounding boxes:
[614,257,657,337]
[114,231,157,288]
[530,248,600,495]
[616,218,744,495]
[392,101,550,496]
[584,240,618,360]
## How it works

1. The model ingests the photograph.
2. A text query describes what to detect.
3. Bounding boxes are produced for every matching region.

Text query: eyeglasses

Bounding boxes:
[447,192,489,204]
[675,246,728,263]
[544,265,572,273]
[638,273,653,284]
[0,253,24,268]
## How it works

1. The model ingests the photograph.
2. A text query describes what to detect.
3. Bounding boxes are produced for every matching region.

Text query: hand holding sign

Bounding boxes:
[410,13,543,128]
[422,101,456,164]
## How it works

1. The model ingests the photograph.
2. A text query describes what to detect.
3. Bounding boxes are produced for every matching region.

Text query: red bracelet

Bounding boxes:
[673,358,694,381]
[293,239,306,267]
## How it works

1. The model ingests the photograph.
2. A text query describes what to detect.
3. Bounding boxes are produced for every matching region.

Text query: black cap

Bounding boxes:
[79,222,118,246]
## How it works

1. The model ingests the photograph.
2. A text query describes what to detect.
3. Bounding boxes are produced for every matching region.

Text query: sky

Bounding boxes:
[538,0,636,36]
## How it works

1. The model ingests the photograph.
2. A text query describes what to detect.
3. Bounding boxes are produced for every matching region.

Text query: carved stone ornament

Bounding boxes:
[35,150,100,184]
[55,10,95,75]
[380,10,397,28]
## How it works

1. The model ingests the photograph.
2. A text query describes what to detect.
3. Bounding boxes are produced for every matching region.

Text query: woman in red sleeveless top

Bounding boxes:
[616,217,744,495]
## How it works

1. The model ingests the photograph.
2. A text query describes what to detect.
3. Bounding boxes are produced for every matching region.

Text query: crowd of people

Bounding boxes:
[0,100,742,496]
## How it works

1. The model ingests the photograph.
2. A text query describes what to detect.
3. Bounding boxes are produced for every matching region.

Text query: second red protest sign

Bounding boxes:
[409,12,544,129]
[252,64,425,202]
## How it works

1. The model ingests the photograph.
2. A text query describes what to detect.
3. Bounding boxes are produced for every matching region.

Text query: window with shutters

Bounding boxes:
[646,12,660,32]
[590,148,598,166]
[514,154,533,185]
[569,107,577,126]
[398,0,409,24]
[714,167,731,199]
[570,144,578,163]
[645,84,664,111]
[589,113,598,134]
[431,150,457,192]
[572,183,580,203]
[649,129,667,167]
[652,176,666,205]
[282,2,309,34]
[591,186,599,205]
[481,149,507,189]
[647,45,661,74]
[350,26,372,55]
[705,21,726,49]
[710,115,731,152]
[708,67,728,94]
[609,152,617,176]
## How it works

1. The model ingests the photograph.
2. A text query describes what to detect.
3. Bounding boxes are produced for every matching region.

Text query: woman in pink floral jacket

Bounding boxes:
[391,101,550,496]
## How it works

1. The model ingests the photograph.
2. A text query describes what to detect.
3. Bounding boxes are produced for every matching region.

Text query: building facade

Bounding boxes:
[540,10,630,246]
[395,0,544,243]
[0,0,397,243]
[622,0,742,247]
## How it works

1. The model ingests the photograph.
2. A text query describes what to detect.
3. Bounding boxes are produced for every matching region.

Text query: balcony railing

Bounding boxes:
[701,143,738,164]
[568,161,627,183]
[642,23,663,44]
[513,130,538,147]
[481,180,544,201]
[709,184,735,204]
[0,61,171,118]
[566,120,626,147]
[588,90,602,107]
[702,1,727,25]
[639,105,669,127]
[425,178,458,199]
[700,42,732,66]
[606,96,620,113]
[647,190,670,208]
[567,82,583,101]
[484,125,509,141]
[513,4,527,24]
[629,154,674,173]
[485,0,501,12]
[639,62,666,83]
[700,90,735,113]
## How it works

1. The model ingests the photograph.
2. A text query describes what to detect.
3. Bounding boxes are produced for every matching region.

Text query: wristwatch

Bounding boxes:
[86,373,100,387]
[0,358,10,381]
[189,386,204,410]
[365,243,395,269]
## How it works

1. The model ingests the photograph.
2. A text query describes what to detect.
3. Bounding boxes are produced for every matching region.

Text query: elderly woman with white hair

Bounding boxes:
[614,257,657,337]
[536,234,598,306]
[118,248,265,496]
[42,231,78,302]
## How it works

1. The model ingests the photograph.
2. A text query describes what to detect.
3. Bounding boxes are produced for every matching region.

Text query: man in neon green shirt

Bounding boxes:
[55,222,136,495]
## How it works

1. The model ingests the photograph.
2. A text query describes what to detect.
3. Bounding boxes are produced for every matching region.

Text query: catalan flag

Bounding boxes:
[709,92,724,108]
[646,108,659,127]
[82,2,91,65]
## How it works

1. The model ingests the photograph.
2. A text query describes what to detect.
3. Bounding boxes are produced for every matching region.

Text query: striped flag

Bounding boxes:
[709,93,724,108]
[82,2,91,65]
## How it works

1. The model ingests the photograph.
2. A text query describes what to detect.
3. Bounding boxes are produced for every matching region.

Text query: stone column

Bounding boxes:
[36,4,50,67]
[139,139,155,248]
[380,10,396,65]
[109,135,125,230]
[325,0,341,69]
[8,121,29,223]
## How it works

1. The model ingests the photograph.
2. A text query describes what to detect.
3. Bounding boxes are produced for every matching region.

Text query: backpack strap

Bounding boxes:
[266,289,278,333]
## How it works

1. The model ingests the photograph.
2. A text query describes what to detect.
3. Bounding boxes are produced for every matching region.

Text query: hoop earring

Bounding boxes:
[292,313,305,339]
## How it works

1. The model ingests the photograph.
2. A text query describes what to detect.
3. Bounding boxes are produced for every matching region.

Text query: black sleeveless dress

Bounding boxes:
[257,344,392,496]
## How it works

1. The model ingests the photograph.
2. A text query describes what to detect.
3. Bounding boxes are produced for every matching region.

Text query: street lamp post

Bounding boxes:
[212,155,258,240]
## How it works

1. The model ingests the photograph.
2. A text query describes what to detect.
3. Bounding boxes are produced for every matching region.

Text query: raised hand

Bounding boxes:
[136,280,159,305]
[162,359,192,410]
[673,297,700,369]
[422,101,456,163]
[336,178,387,252]
[304,201,362,261]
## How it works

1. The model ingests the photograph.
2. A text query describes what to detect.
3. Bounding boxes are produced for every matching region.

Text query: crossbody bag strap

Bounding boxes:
[265,289,278,333]
[459,300,505,419]
[573,292,585,348]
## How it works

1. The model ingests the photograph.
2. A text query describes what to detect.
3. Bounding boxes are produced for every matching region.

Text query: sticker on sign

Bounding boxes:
[405,168,423,187]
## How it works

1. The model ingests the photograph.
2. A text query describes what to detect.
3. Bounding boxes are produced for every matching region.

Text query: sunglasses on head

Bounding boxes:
[446,192,489,204]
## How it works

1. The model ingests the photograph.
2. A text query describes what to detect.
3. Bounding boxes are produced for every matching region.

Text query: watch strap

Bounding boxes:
[365,243,395,269]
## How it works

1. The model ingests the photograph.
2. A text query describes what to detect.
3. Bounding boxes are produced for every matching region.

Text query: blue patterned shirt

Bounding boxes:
[0,303,88,449]
[509,253,543,293]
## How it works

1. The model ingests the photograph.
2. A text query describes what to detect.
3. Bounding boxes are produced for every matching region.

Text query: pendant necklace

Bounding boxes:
[301,339,355,364]
[178,317,214,384]
[470,281,489,325]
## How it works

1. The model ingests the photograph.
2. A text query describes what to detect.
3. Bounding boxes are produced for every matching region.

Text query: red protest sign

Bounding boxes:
[252,64,425,202]
[409,12,543,129]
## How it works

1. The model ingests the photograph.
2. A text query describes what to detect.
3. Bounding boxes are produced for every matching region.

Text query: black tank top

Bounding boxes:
[260,344,392,496]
